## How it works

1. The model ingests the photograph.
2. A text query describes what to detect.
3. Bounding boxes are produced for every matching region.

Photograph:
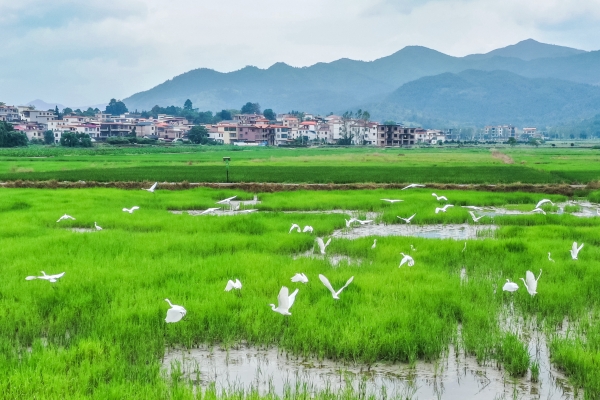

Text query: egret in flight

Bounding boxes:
[143,182,158,193]
[355,219,373,225]
[401,184,425,190]
[536,199,554,209]
[94,222,102,231]
[469,211,484,222]
[164,299,187,323]
[318,274,354,300]
[291,273,309,284]
[502,279,519,292]
[381,199,403,203]
[200,208,220,215]
[548,252,555,262]
[432,193,448,201]
[532,208,546,215]
[25,271,65,283]
[270,286,299,315]
[397,213,416,224]
[123,206,139,214]
[520,270,542,296]
[435,204,454,214]
[57,214,75,223]
[289,223,301,233]
[225,279,242,291]
[345,218,358,227]
[316,237,332,254]
[216,196,237,204]
[570,242,584,260]
[399,253,415,267]
[302,226,314,233]
[371,239,377,249]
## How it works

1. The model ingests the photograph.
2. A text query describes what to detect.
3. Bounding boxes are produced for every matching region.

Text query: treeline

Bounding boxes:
[139,100,276,124]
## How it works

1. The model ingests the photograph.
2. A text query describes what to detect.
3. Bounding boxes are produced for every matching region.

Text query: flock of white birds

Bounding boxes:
[35,183,586,323]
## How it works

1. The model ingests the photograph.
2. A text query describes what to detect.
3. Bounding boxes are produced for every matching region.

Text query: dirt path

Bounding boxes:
[491,149,515,164]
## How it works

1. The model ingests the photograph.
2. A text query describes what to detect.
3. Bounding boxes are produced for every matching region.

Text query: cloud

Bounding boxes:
[1,0,599,107]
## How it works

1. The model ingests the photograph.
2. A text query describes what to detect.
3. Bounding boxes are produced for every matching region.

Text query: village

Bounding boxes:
[0,103,543,147]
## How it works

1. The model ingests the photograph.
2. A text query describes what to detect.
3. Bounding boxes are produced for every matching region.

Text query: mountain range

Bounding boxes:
[122,39,600,127]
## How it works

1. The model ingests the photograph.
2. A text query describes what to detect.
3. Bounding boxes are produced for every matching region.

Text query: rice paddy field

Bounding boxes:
[1,146,600,184]
[2,185,600,399]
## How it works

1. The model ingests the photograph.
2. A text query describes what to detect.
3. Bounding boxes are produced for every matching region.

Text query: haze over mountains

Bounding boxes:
[123,39,600,127]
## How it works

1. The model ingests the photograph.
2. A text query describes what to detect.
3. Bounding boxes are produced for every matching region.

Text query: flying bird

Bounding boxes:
[502,279,519,292]
[570,242,584,260]
[345,218,358,227]
[520,270,542,296]
[469,211,484,222]
[225,279,242,291]
[289,223,301,233]
[57,214,75,223]
[316,237,332,254]
[291,273,309,284]
[123,206,140,214]
[318,274,354,300]
[536,199,554,209]
[432,193,448,201]
[548,252,555,262]
[401,184,425,190]
[302,225,314,233]
[381,199,403,203]
[164,299,187,323]
[399,253,415,267]
[435,204,454,214]
[397,213,416,224]
[269,286,298,315]
[25,271,65,283]
[532,208,546,215]
[355,219,373,225]
[371,239,377,249]
[216,196,237,204]
[142,182,158,193]
[94,222,102,231]
[200,208,220,215]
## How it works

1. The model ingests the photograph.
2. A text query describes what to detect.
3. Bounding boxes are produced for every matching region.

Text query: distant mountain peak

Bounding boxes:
[470,38,586,61]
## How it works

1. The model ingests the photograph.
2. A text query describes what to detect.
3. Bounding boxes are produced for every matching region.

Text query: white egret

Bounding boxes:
[269,286,298,315]
[469,211,484,222]
[570,242,584,260]
[25,271,65,283]
[548,252,555,262]
[291,273,309,284]
[399,253,415,267]
[164,299,187,323]
[397,213,416,224]
[302,226,314,233]
[432,193,448,201]
[371,239,377,249]
[94,222,102,231]
[381,199,403,203]
[316,237,332,254]
[122,206,140,214]
[502,279,519,292]
[225,279,242,291]
[520,270,542,296]
[289,223,301,233]
[57,214,75,223]
[401,184,425,190]
[200,208,220,215]
[216,196,237,204]
[536,199,554,209]
[532,208,546,215]
[435,204,454,214]
[345,218,358,227]
[142,182,158,193]
[355,219,373,225]
[318,274,354,300]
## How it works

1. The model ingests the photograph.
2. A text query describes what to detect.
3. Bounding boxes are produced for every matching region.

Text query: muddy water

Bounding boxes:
[333,223,497,241]
[162,340,580,399]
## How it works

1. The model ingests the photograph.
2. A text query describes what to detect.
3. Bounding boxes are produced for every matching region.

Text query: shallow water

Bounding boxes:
[333,223,498,241]
[162,339,580,399]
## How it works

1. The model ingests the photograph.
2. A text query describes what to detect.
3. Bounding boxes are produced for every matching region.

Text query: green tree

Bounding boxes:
[62,107,73,115]
[217,110,232,120]
[240,102,260,114]
[55,105,61,120]
[0,122,28,147]
[263,109,275,120]
[59,132,92,147]
[105,99,128,115]
[184,99,193,111]
[187,125,209,144]
[507,137,517,146]
[43,130,55,145]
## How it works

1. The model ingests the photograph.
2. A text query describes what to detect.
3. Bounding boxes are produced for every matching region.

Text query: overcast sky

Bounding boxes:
[1,0,599,108]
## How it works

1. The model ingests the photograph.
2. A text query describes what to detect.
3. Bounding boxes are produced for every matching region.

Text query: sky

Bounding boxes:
[1,0,600,108]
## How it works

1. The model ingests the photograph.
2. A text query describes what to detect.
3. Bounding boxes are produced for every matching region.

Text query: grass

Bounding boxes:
[0,146,599,183]
[1,187,600,398]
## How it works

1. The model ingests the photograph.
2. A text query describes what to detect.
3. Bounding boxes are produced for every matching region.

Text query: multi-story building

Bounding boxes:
[377,124,416,147]
[0,105,20,122]
[484,125,516,139]
[20,109,56,123]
